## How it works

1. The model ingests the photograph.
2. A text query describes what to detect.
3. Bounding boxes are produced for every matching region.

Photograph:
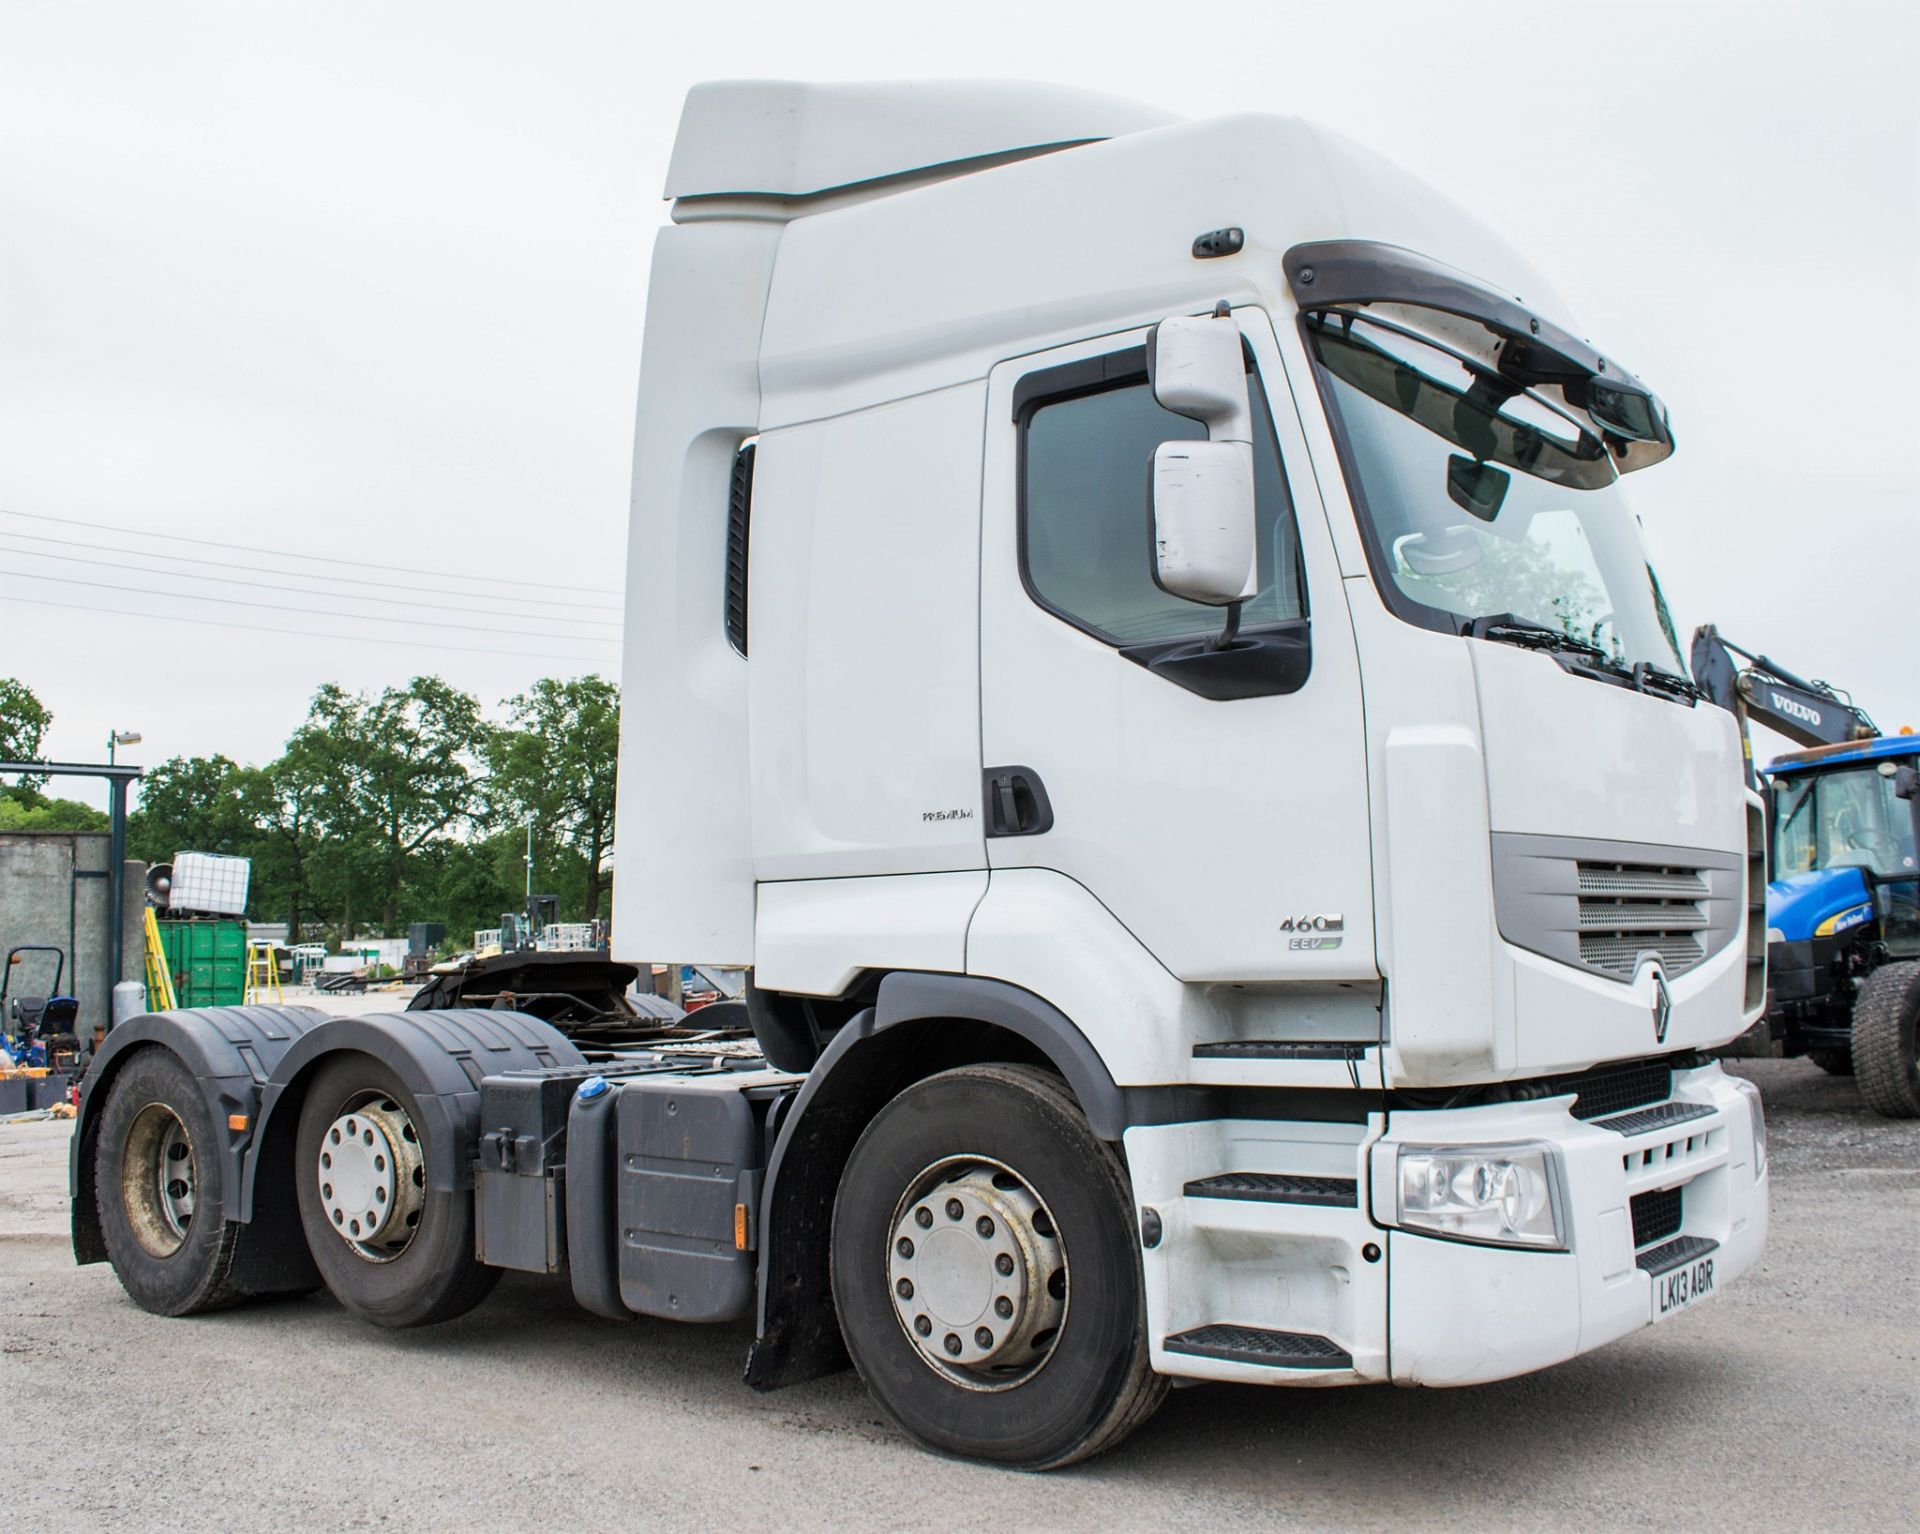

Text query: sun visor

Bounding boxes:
[1285,240,1675,473]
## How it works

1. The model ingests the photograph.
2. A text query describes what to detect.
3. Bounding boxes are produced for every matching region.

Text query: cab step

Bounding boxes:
[1184,1172,1358,1208]
[1191,1040,1371,1060]
[1164,1323,1352,1369]
[1637,1234,1719,1276]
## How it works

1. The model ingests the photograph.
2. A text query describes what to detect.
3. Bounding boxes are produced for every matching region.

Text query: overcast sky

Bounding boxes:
[2,0,1914,807]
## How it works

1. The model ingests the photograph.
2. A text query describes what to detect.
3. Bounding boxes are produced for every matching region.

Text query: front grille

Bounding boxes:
[1575,859,1711,977]
[1630,1185,1683,1247]
[1565,1058,1673,1121]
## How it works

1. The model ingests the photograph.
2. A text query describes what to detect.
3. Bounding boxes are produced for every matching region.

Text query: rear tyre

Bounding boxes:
[294,1054,499,1327]
[95,1047,244,1316]
[1853,961,1920,1119]
[1807,1048,1854,1076]
[830,1064,1165,1469]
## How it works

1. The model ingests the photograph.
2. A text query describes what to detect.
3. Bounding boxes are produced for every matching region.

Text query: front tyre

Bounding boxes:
[1807,1047,1854,1076]
[1853,961,1920,1118]
[294,1055,498,1327]
[95,1047,244,1315]
[830,1064,1165,1469]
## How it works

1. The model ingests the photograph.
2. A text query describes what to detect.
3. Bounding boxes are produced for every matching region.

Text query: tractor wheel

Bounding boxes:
[294,1054,498,1327]
[830,1064,1165,1469]
[1853,961,1920,1119]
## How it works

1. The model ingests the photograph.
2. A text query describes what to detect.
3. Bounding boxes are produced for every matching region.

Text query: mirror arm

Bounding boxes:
[1205,600,1242,654]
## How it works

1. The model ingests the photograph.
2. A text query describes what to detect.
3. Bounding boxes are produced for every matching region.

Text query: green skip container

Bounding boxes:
[153,918,249,1009]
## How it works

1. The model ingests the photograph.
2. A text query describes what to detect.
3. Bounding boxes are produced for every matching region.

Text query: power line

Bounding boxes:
[4,570,622,645]
[0,506,625,596]
[0,527,624,613]
[0,543,623,628]
[0,590,618,666]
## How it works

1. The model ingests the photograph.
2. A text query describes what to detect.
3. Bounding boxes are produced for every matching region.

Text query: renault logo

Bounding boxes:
[1650,968,1673,1044]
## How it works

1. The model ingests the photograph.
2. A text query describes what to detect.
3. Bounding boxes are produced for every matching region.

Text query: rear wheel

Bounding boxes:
[95,1048,244,1315]
[830,1064,1165,1469]
[1853,961,1920,1118]
[294,1055,498,1326]
[1807,1048,1853,1076]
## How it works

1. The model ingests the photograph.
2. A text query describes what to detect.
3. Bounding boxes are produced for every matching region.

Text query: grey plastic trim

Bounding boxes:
[873,972,1213,1139]
[1491,832,1743,983]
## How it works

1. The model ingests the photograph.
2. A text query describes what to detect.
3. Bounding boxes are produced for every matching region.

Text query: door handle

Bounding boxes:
[983,766,1054,838]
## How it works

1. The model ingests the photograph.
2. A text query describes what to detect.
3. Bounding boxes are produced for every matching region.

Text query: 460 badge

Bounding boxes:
[1280,913,1344,951]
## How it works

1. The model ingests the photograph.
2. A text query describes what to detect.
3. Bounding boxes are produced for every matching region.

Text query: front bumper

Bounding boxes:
[1125,1061,1768,1387]
[1377,1062,1767,1385]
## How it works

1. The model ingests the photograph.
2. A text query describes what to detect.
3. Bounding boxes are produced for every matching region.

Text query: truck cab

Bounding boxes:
[612,82,1769,1452]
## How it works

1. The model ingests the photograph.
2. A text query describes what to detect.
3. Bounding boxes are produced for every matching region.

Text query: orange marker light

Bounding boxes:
[228,1114,250,1132]
[734,1202,749,1251]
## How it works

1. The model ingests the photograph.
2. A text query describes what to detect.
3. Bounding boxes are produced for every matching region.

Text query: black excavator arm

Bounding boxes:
[1691,624,1878,783]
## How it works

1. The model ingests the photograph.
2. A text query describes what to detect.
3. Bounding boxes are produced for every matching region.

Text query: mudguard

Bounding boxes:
[70,1005,329,1267]
[241,1008,585,1216]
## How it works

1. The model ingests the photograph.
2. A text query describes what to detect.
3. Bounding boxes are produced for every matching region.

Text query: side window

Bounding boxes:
[1020,358,1305,646]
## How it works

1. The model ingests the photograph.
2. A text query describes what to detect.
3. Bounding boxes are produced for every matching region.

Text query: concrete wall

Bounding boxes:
[0,832,145,1040]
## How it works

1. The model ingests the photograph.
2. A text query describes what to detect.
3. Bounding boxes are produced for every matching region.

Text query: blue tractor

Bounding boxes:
[1693,626,1920,1116]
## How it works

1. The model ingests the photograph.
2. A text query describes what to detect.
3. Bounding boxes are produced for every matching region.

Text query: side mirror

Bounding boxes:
[1894,764,1919,802]
[1147,312,1257,607]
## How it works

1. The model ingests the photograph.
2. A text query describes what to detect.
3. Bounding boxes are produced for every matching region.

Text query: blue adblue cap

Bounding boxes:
[576,1075,611,1102]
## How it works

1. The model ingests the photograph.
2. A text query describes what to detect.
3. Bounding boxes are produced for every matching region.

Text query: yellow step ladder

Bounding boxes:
[143,906,177,1012]
[244,943,283,1005]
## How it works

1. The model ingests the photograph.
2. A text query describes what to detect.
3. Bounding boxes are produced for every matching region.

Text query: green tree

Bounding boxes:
[0,794,108,831]
[302,677,487,933]
[252,735,334,942]
[0,676,52,798]
[487,675,620,920]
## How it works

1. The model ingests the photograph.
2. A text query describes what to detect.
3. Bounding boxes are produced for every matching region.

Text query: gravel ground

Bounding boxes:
[2,1057,1914,1532]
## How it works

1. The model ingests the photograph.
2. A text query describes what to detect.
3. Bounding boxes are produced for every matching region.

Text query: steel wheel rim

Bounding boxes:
[121,1102,196,1258]
[885,1154,1069,1392]
[317,1091,426,1263]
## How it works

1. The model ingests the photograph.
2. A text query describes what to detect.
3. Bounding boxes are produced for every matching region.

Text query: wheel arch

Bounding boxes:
[70,1005,327,1268]
[242,1009,586,1221]
[745,971,1191,1390]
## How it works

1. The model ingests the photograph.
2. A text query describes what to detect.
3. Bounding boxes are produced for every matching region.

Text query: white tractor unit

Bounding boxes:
[73,81,1769,1468]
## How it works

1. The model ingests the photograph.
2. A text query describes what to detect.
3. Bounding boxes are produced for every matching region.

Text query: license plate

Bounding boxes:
[1651,1253,1716,1320]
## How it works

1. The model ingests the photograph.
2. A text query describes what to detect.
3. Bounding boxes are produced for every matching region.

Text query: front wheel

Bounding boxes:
[830,1064,1165,1469]
[1853,961,1920,1118]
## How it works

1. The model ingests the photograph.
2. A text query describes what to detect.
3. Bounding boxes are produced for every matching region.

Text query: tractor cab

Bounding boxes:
[1760,735,1920,1100]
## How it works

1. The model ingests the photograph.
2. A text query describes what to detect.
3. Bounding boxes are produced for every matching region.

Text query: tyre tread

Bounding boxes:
[1853,961,1920,1118]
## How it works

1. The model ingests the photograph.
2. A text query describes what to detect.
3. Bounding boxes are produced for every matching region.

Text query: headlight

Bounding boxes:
[1395,1142,1565,1250]
[1729,1076,1768,1178]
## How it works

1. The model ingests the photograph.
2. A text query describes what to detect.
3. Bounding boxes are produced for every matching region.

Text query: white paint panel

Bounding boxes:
[747,383,987,881]
[1473,638,1747,855]
[977,317,1375,984]
[754,872,986,997]
[612,221,780,968]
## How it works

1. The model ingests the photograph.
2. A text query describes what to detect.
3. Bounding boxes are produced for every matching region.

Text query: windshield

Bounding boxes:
[1306,309,1684,673]
[1772,765,1920,881]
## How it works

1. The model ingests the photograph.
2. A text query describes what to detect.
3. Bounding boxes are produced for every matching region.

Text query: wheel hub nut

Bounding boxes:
[887,1160,1067,1383]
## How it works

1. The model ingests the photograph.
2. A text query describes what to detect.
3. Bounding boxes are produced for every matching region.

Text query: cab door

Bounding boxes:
[976,311,1374,982]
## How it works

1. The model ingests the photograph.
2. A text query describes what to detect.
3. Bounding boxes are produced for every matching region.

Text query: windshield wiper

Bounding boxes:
[1467,615,1701,706]
[1633,662,1702,704]
[1465,614,1612,664]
